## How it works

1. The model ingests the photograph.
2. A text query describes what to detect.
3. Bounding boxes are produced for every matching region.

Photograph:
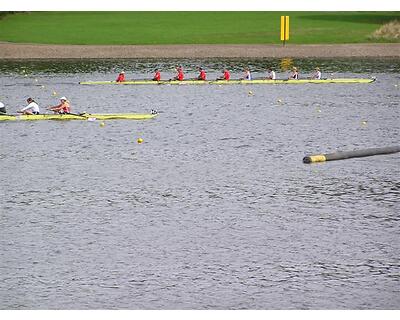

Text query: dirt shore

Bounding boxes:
[0,43,399,59]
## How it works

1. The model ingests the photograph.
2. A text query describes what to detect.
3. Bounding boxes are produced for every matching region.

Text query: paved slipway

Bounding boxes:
[0,43,399,59]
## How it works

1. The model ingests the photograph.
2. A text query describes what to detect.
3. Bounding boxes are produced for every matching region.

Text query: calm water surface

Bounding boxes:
[0,58,399,309]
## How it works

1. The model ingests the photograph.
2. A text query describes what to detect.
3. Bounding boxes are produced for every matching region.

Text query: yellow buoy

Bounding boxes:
[248,90,253,95]
[317,109,322,113]
[52,91,57,96]
[361,121,367,125]
[99,122,105,127]
[137,138,143,144]
[277,99,282,103]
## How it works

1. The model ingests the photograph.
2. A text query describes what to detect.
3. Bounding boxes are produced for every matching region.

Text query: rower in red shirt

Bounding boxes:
[217,69,230,80]
[116,71,125,82]
[153,69,161,81]
[197,67,206,80]
[173,66,184,81]
[48,97,71,114]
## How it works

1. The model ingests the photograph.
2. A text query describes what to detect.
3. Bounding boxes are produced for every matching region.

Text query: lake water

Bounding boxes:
[0,58,399,309]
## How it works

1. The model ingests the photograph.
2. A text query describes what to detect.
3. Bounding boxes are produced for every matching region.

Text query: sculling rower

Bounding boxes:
[311,67,322,80]
[289,67,299,80]
[197,67,207,80]
[18,97,40,115]
[0,101,6,114]
[116,71,125,82]
[48,97,71,114]
[217,69,230,80]
[241,67,252,80]
[266,67,276,80]
[173,66,184,81]
[153,69,161,81]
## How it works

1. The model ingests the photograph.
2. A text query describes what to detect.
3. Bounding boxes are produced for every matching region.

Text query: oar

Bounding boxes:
[62,112,101,121]
[168,78,186,82]
[46,108,90,118]
[301,76,324,80]
[154,80,171,85]
[125,78,160,82]
[15,109,41,115]
[67,112,90,117]
[251,77,279,81]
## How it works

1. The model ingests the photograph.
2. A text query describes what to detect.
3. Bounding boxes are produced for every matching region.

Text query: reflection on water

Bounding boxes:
[280,58,294,71]
[0,58,399,309]
[1,57,400,75]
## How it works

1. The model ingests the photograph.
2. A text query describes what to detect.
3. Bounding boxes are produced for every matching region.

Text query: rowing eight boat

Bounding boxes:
[79,78,375,85]
[0,113,158,121]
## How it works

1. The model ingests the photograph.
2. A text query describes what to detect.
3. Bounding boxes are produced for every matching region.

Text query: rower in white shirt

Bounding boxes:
[289,67,299,80]
[18,98,40,115]
[311,67,322,80]
[0,101,6,114]
[266,67,276,80]
[241,67,252,80]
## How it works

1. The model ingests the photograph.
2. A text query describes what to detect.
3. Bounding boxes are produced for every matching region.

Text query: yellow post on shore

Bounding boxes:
[280,16,290,46]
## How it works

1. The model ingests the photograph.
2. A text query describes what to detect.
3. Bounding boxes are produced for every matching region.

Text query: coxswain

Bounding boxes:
[116,71,125,82]
[48,97,71,114]
[217,69,230,81]
[197,67,207,81]
[266,67,276,80]
[0,101,6,114]
[18,97,40,115]
[153,69,161,81]
[289,67,299,80]
[173,66,184,81]
[242,67,252,80]
[311,67,322,80]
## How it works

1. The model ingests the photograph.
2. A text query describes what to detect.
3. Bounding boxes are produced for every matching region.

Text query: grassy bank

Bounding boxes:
[0,12,399,45]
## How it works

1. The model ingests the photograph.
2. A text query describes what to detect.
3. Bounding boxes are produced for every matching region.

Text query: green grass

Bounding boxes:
[0,12,399,45]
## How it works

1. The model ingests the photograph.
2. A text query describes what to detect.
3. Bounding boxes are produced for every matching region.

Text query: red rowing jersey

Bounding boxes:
[116,73,125,82]
[177,70,184,81]
[153,71,161,81]
[62,102,70,113]
[199,70,206,80]
[224,70,230,80]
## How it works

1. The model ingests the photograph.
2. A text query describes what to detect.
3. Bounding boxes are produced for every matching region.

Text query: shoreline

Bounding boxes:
[1,43,400,59]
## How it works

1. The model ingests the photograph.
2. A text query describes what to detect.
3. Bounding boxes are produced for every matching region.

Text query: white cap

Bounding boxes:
[121,71,125,74]
[0,102,4,108]
[60,97,67,101]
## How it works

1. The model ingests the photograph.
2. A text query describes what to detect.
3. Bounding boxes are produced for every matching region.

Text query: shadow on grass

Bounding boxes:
[299,13,400,24]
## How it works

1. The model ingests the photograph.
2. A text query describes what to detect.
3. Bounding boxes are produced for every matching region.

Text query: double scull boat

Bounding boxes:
[0,112,158,122]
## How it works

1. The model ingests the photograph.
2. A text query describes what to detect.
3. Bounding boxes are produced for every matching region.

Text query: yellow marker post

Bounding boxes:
[280,16,290,46]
